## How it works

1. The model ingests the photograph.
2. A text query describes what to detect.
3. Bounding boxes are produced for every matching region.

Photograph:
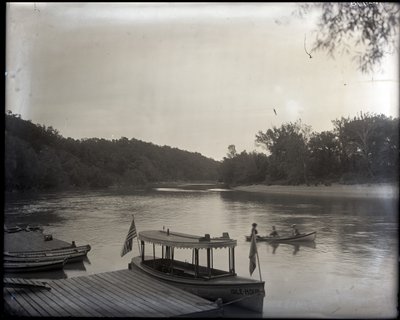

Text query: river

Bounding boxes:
[4,187,398,318]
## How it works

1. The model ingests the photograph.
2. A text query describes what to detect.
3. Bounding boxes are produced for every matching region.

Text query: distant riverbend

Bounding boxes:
[233,183,398,199]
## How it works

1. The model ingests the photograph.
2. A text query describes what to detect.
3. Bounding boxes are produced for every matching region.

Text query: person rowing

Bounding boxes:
[269,226,279,237]
[291,224,300,236]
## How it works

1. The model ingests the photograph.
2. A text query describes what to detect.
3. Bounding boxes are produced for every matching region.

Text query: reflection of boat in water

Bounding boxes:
[129,230,265,313]
[245,231,316,243]
[268,241,316,255]
[63,260,87,271]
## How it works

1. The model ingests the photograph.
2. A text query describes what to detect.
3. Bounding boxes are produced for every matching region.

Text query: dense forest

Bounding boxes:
[220,113,399,186]
[5,111,399,192]
[5,112,220,191]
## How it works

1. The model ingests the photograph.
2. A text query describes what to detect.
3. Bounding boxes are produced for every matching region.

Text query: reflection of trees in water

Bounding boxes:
[4,210,65,227]
[321,197,398,258]
[221,191,397,258]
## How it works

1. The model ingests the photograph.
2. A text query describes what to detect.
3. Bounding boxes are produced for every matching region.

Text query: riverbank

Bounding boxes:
[232,183,398,199]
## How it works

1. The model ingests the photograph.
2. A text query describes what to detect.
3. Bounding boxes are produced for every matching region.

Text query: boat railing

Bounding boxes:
[143,258,232,279]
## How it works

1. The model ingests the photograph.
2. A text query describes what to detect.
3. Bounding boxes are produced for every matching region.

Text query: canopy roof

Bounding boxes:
[138,230,237,249]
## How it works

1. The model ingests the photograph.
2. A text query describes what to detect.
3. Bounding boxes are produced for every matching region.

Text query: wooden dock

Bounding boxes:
[3,269,221,317]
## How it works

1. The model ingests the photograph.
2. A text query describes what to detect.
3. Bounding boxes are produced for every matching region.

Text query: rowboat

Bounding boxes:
[25,225,44,232]
[4,259,67,273]
[129,230,265,313]
[245,231,317,243]
[4,226,23,233]
[4,225,44,233]
[4,245,91,264]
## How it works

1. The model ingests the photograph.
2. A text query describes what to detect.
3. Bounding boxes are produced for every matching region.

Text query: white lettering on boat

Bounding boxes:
[230,288,260,295]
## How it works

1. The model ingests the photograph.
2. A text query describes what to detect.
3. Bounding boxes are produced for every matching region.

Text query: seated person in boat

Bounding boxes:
[269,226,279,237]
[291,224,300,236]
[250,223,258,237]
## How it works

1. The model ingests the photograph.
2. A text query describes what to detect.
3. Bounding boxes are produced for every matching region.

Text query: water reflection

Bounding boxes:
[82,256,91,264]
[3,188,398,318]
[64,261,87,271]
[220,190,397,256]
[265,242,317,255]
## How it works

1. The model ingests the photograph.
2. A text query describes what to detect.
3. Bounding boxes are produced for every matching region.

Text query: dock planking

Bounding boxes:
[3,269,220,317]
[113,269,207,311]
[77,275,150,317]
[99,271,188,316]
[82,273,158,316]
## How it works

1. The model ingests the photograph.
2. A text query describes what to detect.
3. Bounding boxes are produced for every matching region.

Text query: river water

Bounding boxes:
[4,188,398,318]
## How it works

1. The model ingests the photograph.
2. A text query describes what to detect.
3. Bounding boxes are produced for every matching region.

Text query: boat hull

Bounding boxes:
[3,251,87,264]
[246,231,316,243]
[4,259,66,273]
[4,245,91,264]
[130,256,265,313]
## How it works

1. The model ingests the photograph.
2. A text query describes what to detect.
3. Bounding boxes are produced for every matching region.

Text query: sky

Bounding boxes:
[6,3,399,161]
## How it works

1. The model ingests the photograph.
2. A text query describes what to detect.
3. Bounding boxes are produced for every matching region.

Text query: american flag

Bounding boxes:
[249,230,257,275]
[121,216,137,257]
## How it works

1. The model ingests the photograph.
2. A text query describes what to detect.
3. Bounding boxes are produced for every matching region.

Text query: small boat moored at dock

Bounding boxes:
[4,258,67,273]
[4,245,91,264]
[245,231,317,243]
[129,229,265,313]
[4,225,44,233]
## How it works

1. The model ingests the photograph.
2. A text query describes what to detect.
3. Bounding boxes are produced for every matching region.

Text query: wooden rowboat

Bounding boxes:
[3,251,88,263]
[4,245,91,264]
[129,230,265,313]
[4,225,44,233]
[4,259,67,273]
[245,231,317,243]
[4,226,23,233]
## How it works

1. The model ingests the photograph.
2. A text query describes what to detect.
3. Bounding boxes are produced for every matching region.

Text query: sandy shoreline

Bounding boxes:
[232,183,398,199]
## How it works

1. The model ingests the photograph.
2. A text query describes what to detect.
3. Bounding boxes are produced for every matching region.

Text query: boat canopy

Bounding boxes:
[138,230,237,249]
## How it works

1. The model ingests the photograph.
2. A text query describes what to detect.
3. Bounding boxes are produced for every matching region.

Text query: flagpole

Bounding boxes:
[255,243,262,282]
[133,214,141,255]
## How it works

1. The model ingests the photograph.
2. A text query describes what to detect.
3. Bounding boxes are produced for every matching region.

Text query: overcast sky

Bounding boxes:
[6,3,399,161]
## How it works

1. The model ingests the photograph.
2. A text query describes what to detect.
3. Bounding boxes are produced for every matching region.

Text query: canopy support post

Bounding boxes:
[194,249,199,278]
[228,248,231,272]
[153,243,156,268]
[207,248,211,277]
[171,247,174,273]
[141,241,145,262]
[232,247,235,274]
[228,247,235,274]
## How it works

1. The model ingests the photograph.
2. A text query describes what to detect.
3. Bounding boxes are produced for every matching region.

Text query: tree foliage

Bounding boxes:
[297,2,400,73]
[219,148,268,186]
[220,113,398,186]
[255,120,311,185]
[5,113,220,191]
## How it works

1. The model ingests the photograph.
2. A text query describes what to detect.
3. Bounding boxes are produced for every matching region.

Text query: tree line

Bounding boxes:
[5,112,220,191]
[5,111,398,191]
[220,113,398,186]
